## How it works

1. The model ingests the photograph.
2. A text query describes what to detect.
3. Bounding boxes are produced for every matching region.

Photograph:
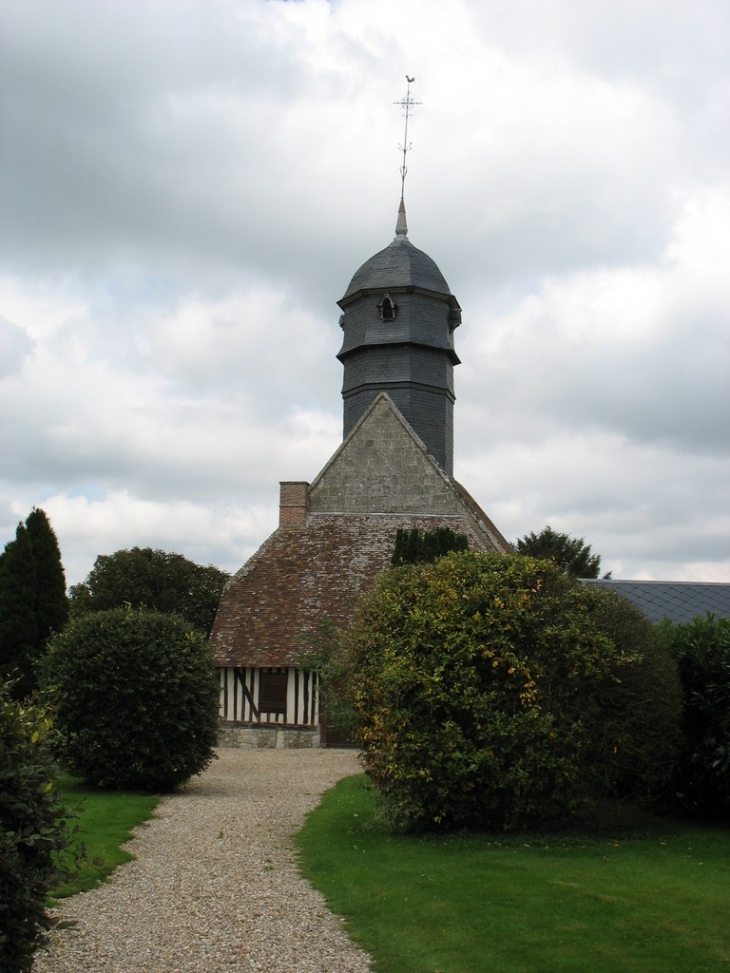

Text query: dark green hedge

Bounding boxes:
[1,684,73,972]
[661,614,730,818]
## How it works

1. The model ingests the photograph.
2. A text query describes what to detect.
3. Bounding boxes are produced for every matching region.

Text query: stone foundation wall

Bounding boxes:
[217,722,322,749]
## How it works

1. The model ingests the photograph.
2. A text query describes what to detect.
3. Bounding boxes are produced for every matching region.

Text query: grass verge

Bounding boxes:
[51,776,160,898]
[297,774,730,973]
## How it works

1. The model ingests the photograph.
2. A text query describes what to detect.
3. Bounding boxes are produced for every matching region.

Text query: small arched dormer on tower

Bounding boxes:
[337,200,461,475]
[378,293,397,321]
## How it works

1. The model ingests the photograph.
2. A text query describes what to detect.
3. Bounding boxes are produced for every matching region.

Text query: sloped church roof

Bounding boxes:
[580,579,730,624]
[210,393,510,668]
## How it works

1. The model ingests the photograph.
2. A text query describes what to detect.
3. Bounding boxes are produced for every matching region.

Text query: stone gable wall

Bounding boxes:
[310,395,460,515]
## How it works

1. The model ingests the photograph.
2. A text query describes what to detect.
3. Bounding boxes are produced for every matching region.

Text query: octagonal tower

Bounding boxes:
[337,201,461,475]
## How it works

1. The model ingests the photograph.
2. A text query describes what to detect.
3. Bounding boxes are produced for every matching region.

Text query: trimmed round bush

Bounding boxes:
[347,551,672,831]
[42,608,219,791]
[1,682,73,972]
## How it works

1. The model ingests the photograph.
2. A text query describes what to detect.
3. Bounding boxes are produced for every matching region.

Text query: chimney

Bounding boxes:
[279,481,309,527]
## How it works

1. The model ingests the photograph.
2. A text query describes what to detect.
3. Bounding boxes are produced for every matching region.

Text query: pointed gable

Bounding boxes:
[309,393,510,550]
[309,392,460,515]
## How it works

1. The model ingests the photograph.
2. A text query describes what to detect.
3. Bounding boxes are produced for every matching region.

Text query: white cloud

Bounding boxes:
[37,490,278,587]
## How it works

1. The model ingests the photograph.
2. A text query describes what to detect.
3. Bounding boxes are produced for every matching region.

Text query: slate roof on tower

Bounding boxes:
[342,205,452,298]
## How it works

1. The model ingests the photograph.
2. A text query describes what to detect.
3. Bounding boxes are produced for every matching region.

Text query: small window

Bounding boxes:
[378,293,397,321]
[259,670,287,715]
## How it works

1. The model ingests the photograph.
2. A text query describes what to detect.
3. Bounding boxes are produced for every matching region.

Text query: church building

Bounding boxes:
[209,199,511,747]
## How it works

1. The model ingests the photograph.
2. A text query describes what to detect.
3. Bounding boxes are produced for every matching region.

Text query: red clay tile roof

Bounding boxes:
[210,512,493,667]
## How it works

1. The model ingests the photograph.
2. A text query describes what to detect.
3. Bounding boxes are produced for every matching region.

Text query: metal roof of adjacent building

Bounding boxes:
[580,580,730,624]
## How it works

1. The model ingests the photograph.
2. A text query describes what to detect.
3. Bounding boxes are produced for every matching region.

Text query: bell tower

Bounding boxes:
[336,201,461,474]
[336,77,461,475]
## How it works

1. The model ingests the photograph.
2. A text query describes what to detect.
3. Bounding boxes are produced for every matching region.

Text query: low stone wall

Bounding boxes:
[217,722,322,749]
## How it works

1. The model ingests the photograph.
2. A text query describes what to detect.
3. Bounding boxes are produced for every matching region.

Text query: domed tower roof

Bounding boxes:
[341,200,452,301]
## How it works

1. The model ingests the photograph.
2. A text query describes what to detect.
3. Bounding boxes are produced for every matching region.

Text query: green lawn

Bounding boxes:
[52,777,159,898]
[297,774,730,973]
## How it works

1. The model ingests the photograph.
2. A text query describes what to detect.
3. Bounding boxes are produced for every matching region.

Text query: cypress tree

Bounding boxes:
[392,526,469,566]
[0,509,68,699]
[25,508,68,643]
[0,524,39,698]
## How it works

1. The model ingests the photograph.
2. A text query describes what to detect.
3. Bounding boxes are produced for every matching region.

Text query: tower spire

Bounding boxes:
[394,75,420,237]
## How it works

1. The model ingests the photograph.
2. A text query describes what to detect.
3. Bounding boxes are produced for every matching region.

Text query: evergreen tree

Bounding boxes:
[515,525,608,579]
[0,524,40,699]
[392,526,469,566]
[0,510,68,700]
[25,508,68,644]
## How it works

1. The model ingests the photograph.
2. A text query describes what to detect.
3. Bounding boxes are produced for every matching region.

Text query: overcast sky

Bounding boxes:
[1,0,728,587]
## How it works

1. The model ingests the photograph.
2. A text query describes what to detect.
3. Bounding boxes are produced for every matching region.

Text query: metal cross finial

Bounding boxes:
[394,75,421,201]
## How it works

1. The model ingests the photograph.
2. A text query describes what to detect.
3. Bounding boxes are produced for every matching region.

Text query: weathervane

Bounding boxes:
[394,75,421,201]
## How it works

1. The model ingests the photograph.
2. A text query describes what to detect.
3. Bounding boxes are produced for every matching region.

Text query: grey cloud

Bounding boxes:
[0,317,34,376]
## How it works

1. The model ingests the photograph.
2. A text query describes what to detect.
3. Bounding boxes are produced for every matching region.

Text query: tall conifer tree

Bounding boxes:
[0,524,40,698]
[25,508,68,643]
[516,525,606,579]
[0,509,68,698]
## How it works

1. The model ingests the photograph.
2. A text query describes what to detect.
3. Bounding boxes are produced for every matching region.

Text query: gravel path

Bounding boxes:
[35,749,373,973]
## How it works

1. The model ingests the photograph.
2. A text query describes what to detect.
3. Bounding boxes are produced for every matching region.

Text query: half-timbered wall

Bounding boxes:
[218,666,320,726]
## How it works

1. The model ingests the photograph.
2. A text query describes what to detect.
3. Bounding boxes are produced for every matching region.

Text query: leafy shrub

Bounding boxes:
[586,593,682,801]
[41,608,219,792]
[660,614,730,817]
[299,619,358,743]
[347,551,665,832]
[0,682,74,973]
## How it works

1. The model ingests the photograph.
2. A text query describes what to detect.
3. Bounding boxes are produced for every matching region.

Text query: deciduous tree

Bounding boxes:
[69,547,229,636]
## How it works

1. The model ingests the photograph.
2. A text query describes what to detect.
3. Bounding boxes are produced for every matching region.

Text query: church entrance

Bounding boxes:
[322,713,357,748]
